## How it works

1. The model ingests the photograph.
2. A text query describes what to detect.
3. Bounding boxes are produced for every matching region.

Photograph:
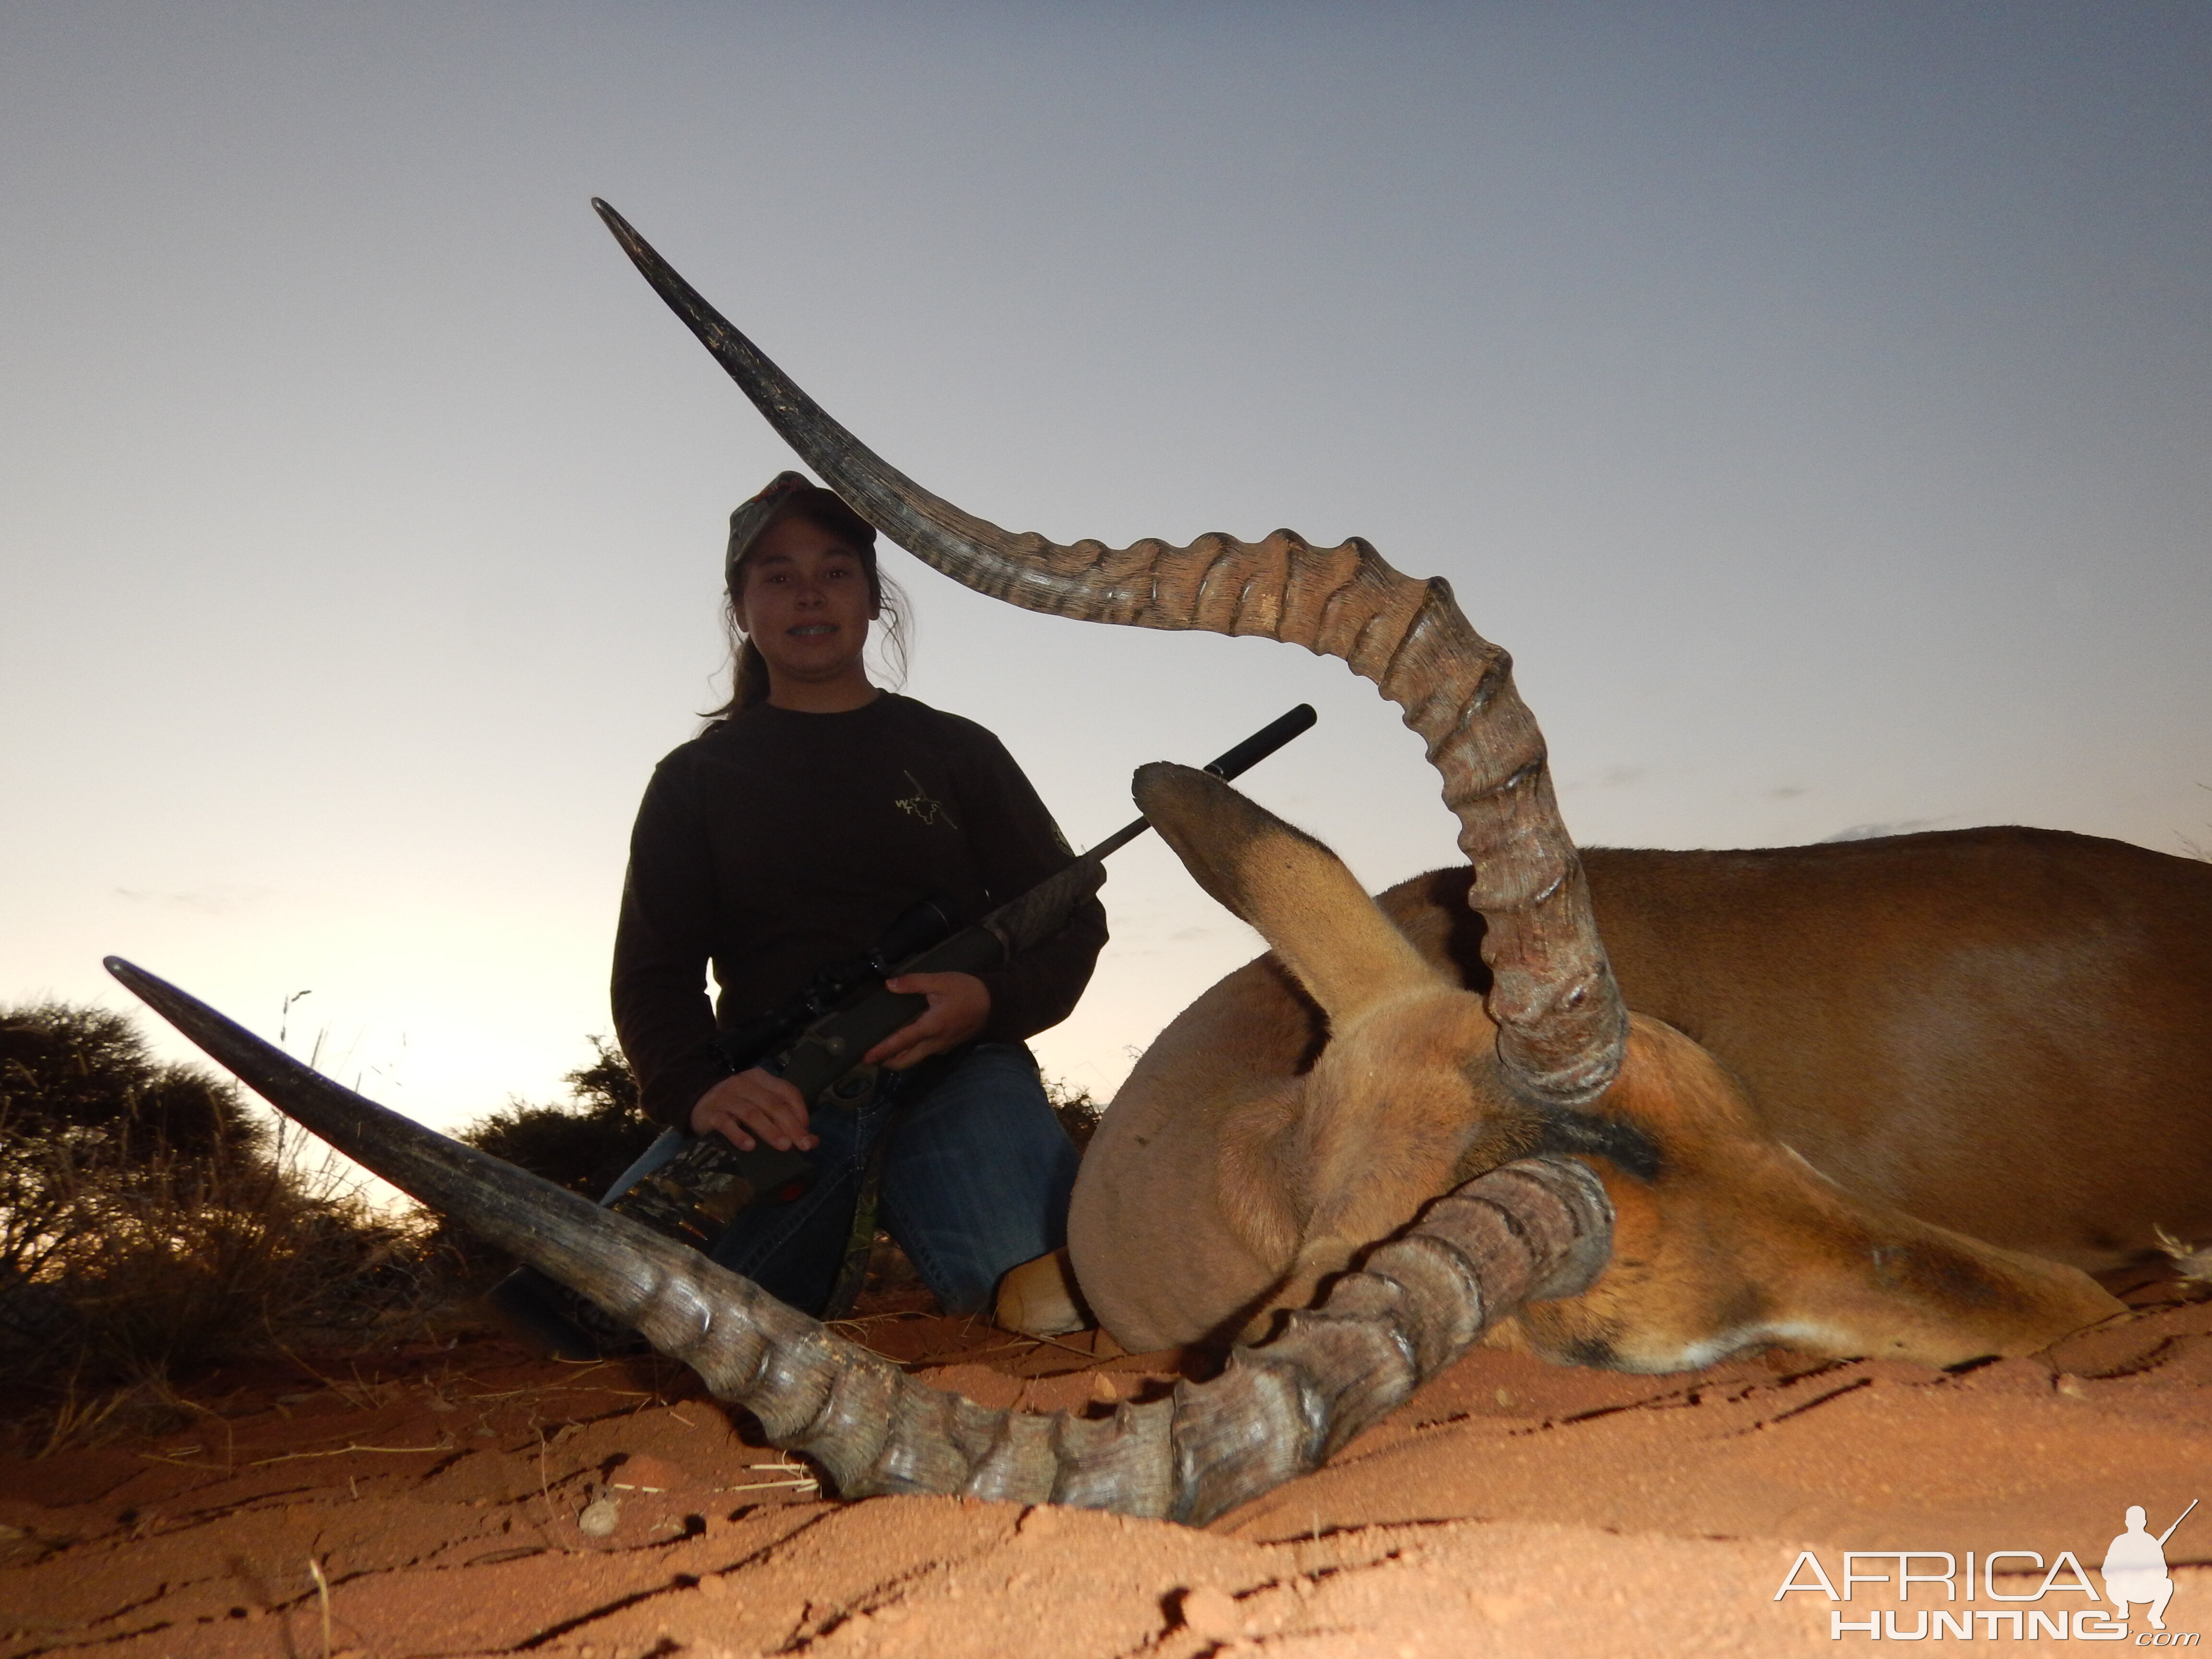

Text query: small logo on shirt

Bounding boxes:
[894,771,957,829]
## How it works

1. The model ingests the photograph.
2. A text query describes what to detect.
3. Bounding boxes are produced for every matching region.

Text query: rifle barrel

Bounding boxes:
[2157,1497,2198,1546]
[1082,703,1317,860]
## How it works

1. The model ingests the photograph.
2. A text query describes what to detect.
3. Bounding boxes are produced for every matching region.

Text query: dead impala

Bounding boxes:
[108,201,2212,1526]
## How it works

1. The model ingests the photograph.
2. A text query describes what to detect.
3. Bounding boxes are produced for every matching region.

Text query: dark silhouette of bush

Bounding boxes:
[1046,1076,1105,1152]
[0,1001,263,1166]
[0,1002,422,1432]
[455,1037,656,1200]
[412,1038,659,1291]
[1,1000,269,1306]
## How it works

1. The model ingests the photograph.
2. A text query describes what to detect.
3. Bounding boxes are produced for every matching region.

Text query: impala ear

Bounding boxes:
[1134,763,1448,1021]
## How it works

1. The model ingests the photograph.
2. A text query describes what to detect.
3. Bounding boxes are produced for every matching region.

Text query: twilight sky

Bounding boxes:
[3,2,2207,1135]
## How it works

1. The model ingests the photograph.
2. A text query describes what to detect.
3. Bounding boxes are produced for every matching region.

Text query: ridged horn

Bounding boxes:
[106,956,1610,1526]
[591,198,1625,1107]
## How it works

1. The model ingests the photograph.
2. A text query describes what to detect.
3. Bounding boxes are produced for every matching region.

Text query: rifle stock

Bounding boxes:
[773,856,1110,1104]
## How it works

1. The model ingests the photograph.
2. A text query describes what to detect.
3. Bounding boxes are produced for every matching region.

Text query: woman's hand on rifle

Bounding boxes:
[866,972,990,1070]
[691,1068,819,1153]
[688,973,990,1147]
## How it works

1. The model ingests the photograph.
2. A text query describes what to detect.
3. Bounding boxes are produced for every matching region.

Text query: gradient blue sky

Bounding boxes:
[4,2,2207,1132]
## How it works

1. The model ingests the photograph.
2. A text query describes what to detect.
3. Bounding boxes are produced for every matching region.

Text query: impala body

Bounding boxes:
[1072,824,2209,1368]
[1580,830,2211,1269]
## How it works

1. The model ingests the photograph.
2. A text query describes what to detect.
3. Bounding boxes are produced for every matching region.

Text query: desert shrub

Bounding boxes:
[0,1002,427,1429]
[0,1001,262,1167]
[419,1038,659,1287]
[455,1037,656,1199]
[1046,1076,1105,1152]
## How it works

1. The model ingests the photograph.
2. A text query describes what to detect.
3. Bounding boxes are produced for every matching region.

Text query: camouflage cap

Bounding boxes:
[723,471,814,591]
[723,472,882,595]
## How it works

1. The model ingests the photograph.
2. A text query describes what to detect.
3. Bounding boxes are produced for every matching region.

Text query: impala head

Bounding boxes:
[1130,760,1591,1322]
[1121,764,2120,1367]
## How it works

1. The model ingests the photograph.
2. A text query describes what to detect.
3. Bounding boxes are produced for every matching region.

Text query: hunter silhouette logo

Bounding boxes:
[2106,1501,2197,1633]
[893,770,955,829]
[1775,1500,2198,1643]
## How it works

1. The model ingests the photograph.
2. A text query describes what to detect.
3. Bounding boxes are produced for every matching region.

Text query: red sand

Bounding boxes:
[4,1275,2207,1658]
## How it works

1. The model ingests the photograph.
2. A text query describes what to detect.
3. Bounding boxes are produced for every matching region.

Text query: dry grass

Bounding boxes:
[0,1121,448,1453]
[2181,782,2211,861]
[0,1003,462,1453]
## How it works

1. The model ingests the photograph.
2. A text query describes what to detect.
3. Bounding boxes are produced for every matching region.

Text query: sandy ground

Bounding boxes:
[4,1266,2207,1659]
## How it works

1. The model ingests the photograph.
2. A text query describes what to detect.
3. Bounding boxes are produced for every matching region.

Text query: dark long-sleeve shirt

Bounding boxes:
[612,693,1108,1127]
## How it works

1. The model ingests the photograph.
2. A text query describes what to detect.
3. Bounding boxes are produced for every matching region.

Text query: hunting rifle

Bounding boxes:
[605,704,1319,1250]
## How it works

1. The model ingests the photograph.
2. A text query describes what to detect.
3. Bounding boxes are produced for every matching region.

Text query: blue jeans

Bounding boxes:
[600,1043,1078,1318]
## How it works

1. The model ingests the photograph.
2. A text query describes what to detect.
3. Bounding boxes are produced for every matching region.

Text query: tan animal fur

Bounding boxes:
[1069,770,2145,1370]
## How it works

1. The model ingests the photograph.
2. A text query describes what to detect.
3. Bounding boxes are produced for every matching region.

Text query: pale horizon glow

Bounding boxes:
[3,3,2206,1140]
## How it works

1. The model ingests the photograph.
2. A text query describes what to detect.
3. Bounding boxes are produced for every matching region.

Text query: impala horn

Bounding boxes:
[105,955,1609,1524]
[592,198,1625,1108]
